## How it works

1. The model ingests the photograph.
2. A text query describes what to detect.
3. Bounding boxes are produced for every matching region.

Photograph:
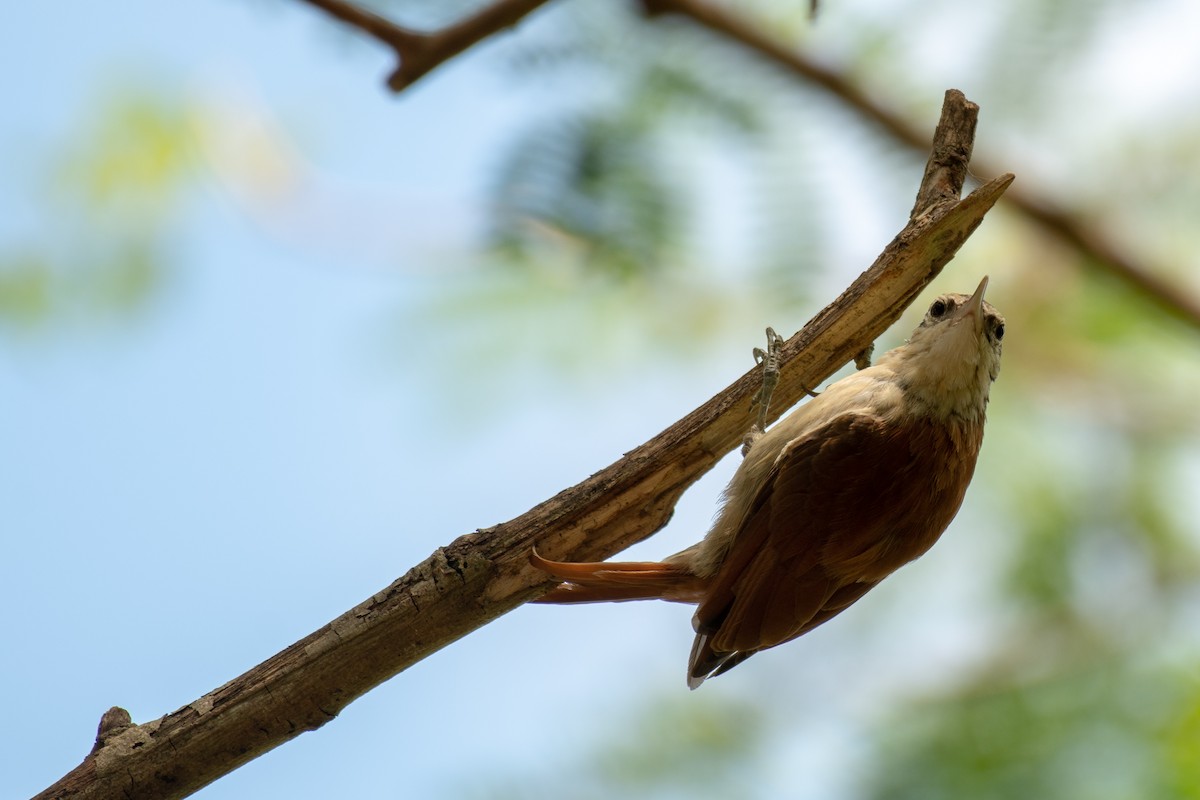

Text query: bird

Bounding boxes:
[530,276,1005,688]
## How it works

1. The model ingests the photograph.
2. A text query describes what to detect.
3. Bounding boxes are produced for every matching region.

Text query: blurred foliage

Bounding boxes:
[394,0,856,387]
[0,93,193,333]
[487,8,770,282]
[11,0,1200,797]
[867,658,1200,800]
[411,0,1200,797]
[462,694,767,800]
[489,112,688,281]
[55,95,194,219]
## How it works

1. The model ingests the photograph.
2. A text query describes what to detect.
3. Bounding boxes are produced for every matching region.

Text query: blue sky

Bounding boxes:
[2,3,757,796]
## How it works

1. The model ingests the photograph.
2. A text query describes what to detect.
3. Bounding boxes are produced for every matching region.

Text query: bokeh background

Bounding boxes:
[6,0,1200,797]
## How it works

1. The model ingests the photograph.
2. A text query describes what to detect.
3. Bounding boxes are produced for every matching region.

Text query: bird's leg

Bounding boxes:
[742,327,785,456]
[853,344,874,370]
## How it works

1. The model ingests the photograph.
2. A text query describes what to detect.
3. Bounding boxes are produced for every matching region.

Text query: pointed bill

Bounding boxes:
[964,275,988,318]
[951,274,988,329]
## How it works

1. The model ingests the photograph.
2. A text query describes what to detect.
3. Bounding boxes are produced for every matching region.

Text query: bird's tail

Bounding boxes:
[530,549,708,604]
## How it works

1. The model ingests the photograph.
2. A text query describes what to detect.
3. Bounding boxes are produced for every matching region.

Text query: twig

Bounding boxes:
[34,92,1009,800]
[640,0,1200,330]
[911,92,977,219]
[295,0,553,90]
[291,0,1199,327]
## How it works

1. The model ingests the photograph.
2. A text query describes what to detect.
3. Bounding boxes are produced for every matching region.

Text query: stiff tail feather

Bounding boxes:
[687,633,754,689]
[530,548,708,604]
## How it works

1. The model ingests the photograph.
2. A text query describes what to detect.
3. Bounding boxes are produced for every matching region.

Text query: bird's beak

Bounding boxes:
[956,275,988,328]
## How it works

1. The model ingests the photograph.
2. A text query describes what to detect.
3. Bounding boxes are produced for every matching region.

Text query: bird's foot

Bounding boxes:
[743,327,785,456]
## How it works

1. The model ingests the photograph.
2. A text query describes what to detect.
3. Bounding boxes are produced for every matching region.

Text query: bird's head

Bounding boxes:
[893,276,1005,420]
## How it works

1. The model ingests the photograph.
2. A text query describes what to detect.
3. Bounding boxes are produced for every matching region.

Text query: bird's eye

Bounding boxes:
[994,323,1005,341]
[929,299,947,318]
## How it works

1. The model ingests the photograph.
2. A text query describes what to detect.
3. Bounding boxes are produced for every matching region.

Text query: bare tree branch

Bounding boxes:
[294,0,554,90]
[36,91,1009,800]
[640,0,1200,330]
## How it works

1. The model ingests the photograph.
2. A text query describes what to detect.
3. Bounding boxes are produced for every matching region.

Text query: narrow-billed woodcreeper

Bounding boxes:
[532,277,1005,688]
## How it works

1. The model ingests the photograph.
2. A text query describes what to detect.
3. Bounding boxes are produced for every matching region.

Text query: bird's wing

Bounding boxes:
[690,411,946,682]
